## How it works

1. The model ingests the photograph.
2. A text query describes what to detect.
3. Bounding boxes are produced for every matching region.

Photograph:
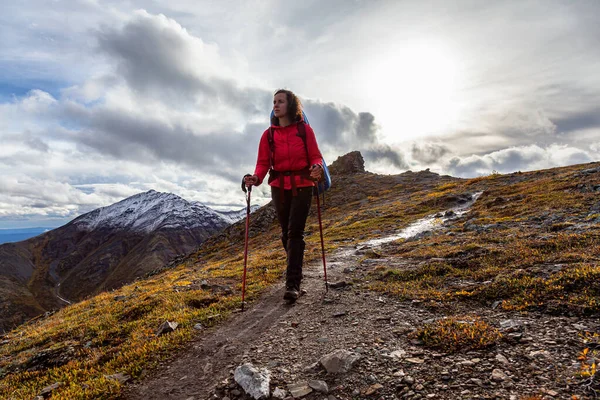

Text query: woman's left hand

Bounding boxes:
[310,164,323,180]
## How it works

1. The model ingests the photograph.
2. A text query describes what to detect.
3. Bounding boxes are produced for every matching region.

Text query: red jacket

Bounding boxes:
[254,122,323,189]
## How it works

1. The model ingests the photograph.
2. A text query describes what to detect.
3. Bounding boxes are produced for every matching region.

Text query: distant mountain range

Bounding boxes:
[0,190,251,333]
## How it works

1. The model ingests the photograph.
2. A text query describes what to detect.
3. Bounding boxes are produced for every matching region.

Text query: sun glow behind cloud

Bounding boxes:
[366,40,462,143]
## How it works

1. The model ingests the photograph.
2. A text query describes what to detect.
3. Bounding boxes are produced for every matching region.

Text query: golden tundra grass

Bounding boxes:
[410,316,502,353]
[368,164,600,315]
[1,162,599,398]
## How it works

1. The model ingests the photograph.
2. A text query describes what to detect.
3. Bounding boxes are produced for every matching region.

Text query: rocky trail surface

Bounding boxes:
[124,213,597,400]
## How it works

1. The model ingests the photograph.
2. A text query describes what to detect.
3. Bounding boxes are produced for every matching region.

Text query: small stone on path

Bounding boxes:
[308,380,328,393]
[320,349,361,374]
[234,363,271,400]
[272,387,286,399]
[364,383,383,395]
[329,281,347,289]
[390,349,406,359]
[496,354,509,365]
[288,382,313,398]
[491,369,509,382]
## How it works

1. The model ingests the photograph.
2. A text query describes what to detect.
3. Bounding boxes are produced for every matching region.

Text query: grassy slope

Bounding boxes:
[0,162,599,399]
[368,164,600,314]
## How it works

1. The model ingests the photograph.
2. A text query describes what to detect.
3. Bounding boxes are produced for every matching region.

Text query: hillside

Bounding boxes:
[0,154,599,399]
[0,190,237,333]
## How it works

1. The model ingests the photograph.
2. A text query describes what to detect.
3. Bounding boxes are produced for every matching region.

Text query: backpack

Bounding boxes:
[268,111,332,199]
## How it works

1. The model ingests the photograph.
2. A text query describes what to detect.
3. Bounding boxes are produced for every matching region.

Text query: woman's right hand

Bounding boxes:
[244,174,259,187]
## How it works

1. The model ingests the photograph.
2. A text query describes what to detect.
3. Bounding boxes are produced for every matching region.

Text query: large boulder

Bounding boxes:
[328,151,365,175]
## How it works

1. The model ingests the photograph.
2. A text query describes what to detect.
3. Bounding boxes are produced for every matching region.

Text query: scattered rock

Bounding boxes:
[499,319,522,332]
[469,378,483,387]
[308,380,329,393]
[272,387,286,399]
[542,389,559,397]
[320,349,361,374]
[495,354,510,365]
[364,383,383,396]
[233,363,271,400]
[390,349,407,359]
[39,382,64,396]
[491,369,509,382]
[329,281,348,289]
[156,321,179,336]
[288,382,313,398]
[104,373,131,384]
[528,350,551,360]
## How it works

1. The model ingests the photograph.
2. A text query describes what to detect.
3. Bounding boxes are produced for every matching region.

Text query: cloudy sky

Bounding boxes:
[1,0,599,228]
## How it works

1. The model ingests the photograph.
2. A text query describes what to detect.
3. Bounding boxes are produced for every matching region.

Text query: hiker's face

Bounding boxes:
[273,93,288,119]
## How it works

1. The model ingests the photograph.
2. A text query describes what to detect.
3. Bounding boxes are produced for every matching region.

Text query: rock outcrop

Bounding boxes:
[328,151,365,175]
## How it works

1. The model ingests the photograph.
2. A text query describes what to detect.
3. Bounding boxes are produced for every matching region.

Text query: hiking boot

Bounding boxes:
[283,286,299,302]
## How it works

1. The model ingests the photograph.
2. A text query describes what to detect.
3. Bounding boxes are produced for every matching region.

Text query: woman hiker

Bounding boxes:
[244,89,324,302]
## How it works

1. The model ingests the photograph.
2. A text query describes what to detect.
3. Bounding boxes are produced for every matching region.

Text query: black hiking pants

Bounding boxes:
[271,186,312,290]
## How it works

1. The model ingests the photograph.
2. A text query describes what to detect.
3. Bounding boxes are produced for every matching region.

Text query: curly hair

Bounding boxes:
[271,89,303,126]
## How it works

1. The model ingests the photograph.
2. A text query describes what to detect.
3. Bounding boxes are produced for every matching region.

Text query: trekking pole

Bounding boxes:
[314,183,328,291]
[241,175,253,311]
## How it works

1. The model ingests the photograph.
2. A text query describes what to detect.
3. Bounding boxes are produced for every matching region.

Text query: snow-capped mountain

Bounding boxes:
[72,190,244,233]
[0,190,249,332]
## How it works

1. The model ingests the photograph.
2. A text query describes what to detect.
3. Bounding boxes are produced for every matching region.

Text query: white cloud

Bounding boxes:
[1,2,600,227]
[444,144,597,177]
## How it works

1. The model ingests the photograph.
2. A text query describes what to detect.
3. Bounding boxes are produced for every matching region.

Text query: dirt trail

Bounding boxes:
[123,274,303,399]
[124,238,376,399]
